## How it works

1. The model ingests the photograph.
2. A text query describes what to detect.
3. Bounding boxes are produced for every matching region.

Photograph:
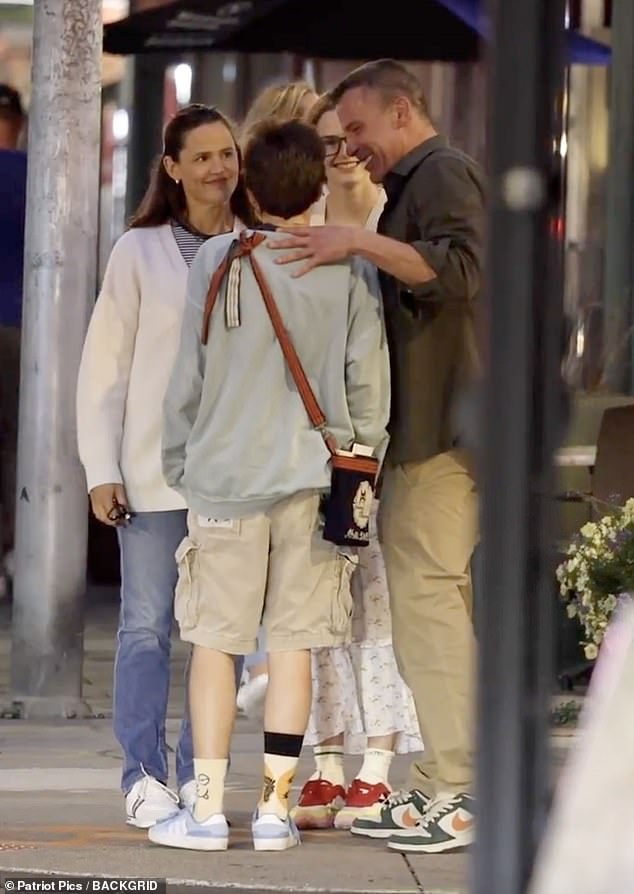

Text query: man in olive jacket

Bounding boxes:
[272,58,485,855]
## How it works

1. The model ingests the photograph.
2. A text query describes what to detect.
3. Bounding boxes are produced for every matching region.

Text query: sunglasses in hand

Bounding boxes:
[107,500,134,526]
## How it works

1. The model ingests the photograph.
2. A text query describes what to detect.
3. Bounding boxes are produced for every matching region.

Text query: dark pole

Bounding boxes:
[474,1,567,892]
[125,52,170,219]
[602,0,634,392]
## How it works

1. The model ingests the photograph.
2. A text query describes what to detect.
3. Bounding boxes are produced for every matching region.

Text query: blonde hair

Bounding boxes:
[240,80,317,145]
[307,93,335,128]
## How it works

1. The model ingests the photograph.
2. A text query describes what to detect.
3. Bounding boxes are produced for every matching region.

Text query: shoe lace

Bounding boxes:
[382,789,414,808]
[140,764,179,803]
[420,794,461,828]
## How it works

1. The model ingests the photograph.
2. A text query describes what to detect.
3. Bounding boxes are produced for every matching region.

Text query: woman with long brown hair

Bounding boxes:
[76,103,251,830]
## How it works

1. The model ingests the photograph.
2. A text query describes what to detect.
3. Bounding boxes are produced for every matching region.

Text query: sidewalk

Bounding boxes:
[0,588,577,894]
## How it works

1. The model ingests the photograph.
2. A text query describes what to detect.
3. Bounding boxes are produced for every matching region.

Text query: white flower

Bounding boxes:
[623,499,634,521]
[559,510,634,653]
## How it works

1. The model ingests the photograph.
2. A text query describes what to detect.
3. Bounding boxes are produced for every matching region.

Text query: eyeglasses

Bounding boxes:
[321,135,346,158]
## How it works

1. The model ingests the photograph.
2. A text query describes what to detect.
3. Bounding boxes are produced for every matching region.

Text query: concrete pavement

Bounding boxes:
[0,588,578,893]
[0,718,474,894]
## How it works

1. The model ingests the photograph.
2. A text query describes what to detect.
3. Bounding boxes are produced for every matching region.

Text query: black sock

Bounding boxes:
[263,730,304,758]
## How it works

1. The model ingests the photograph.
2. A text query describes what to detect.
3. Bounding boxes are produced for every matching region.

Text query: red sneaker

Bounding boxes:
[334,778,391,830]
[290,778,346,829]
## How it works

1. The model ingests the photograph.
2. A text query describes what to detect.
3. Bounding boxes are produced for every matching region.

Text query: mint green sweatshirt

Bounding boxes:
[162,229,390,520]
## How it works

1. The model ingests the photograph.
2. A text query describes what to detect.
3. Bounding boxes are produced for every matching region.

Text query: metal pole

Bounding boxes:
[602,0,634,392]
[474,1,567,892]
[9,0,102,718]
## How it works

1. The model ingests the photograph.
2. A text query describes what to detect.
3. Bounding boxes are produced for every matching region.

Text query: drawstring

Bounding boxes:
[225,255,242,329]
[201,230,266,345]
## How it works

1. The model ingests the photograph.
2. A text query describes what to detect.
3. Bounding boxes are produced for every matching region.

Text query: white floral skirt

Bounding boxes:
[304,506,423,755]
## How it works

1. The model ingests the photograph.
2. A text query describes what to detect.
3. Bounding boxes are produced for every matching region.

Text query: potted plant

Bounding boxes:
[557,498,634,660]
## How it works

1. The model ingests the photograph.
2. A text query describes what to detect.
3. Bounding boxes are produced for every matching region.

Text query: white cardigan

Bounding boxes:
[76,221,240,512]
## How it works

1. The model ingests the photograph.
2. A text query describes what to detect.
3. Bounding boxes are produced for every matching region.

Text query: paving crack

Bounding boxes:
[401,853,426,893]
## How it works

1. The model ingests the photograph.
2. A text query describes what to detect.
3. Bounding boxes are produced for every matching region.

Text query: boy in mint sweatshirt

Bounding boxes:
[157,119,389,853]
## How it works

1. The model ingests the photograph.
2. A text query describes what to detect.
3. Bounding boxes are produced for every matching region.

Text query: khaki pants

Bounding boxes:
[379,449,478,797]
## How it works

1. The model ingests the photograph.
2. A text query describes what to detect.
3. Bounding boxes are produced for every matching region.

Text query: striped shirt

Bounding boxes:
[170,220,207,268]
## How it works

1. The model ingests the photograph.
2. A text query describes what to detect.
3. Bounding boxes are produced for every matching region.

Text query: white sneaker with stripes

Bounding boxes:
[125,773,179,828]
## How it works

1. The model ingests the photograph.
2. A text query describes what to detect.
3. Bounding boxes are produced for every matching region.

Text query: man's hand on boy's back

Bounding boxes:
[269,225,360,277]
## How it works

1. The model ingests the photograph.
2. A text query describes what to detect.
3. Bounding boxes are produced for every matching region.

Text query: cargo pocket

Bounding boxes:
[330,550,358,636]
[174,537,200,631]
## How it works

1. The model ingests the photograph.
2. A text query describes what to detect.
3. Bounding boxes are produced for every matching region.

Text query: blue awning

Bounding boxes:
[437,0,611,66]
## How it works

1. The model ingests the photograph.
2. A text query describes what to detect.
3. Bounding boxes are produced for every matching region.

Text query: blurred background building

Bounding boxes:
[0,0,612,361]
[0,0,620,579]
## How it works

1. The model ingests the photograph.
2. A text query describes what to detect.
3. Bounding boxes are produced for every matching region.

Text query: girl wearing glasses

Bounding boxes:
[290,94,422,832]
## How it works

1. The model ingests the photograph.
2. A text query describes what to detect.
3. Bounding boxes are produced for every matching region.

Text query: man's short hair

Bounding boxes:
[0,84,24,123]
[330,59,429,119]
[244,119,325,220]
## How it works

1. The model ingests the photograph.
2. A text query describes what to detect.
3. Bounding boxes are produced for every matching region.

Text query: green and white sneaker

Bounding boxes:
[388,792,474,854]
[350,789,431,839]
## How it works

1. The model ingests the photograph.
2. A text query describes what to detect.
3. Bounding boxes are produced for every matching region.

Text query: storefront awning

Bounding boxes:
[435,0,610,65]
[103,0,611,65]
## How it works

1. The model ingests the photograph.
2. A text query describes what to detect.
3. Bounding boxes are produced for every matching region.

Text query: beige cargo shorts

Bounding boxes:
[173,490,357,654]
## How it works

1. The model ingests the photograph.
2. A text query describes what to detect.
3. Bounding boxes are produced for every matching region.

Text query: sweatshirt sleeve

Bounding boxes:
[161,251,208,494]
[345,257,391,460]
[76,231,140,492]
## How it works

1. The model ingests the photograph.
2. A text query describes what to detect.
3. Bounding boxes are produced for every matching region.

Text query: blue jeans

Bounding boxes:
[113,511,245,793]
